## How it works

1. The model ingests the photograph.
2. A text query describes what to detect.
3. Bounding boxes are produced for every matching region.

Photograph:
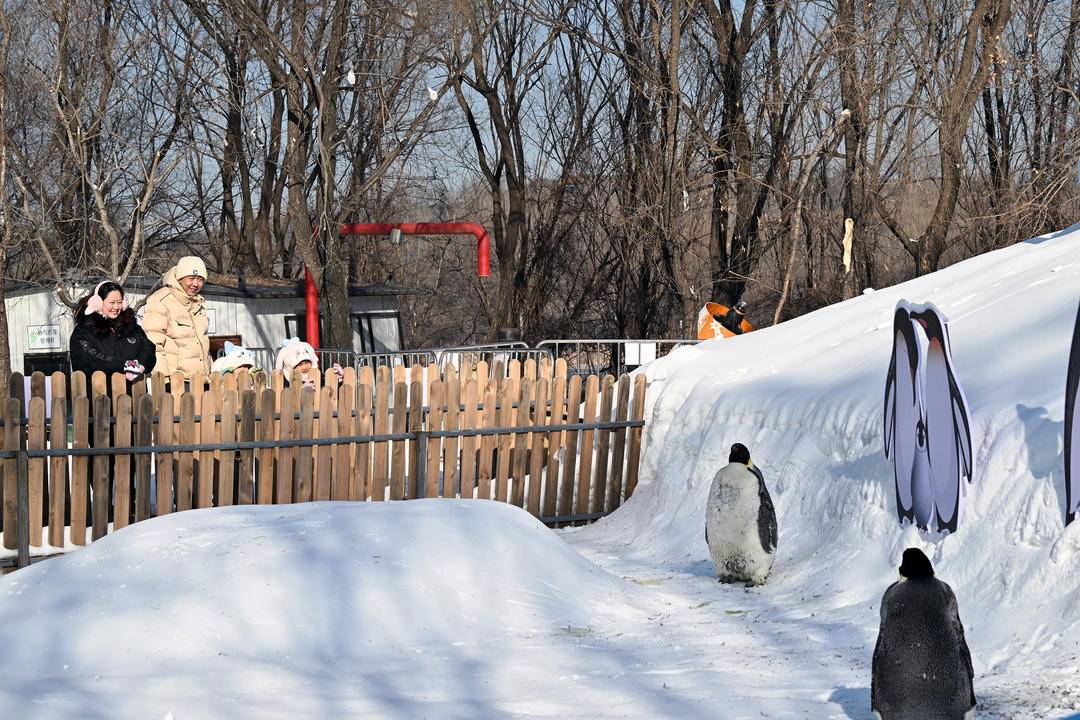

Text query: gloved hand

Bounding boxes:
[332,363,345,379]
[123,359,145,381]
[301,374,317,390]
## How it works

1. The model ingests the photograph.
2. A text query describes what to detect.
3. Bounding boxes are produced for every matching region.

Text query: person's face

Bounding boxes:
[101,290,124,319]
[180,275,205,297]
[295,360,313,374]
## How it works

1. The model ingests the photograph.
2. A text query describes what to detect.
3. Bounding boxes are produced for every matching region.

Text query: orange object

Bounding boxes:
[697,302,754,340]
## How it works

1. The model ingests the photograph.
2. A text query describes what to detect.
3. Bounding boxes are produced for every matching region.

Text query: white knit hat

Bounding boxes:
[275,339,319,374]
[175,256,207,280]
[211,342,258,374]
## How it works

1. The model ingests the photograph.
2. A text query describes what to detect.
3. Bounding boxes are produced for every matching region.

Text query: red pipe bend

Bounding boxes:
[339,222,492,277]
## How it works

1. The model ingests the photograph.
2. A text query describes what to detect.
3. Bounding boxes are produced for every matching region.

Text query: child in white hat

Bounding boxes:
[275,338,344,388]
[211,341,260,374]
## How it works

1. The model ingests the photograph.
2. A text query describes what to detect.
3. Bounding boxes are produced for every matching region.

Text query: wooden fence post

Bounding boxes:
[425,380,444,498]
[156,394,176,517]
[276,388,297,504]
[407,380,423,499]
[527,378,549,516]
[257,388,276,504]
[624,374,648,498]
[135,394,153,522]
[315,386,335,501]
[3,397,22,550]
[459,379,479,500]
[113,395,132,530]
[443,377,461,499]
[354,384,372,501]
[177,393,196,512]
[511,377,532,507]
[219,393,237,506]
[543,375,566,517]
[239,389,257,505]
[591,376,615,514]
[607,375,631,511]
[576,375,599,521]
[27,397,46,547]
[48,396,67,548]
[477,384,497,500]
[390,381,408,500]
[91,394,111,541]
[296,388,316,503]
[333,389,353,501]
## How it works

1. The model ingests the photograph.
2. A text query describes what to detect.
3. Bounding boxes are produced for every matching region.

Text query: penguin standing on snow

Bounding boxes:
[704,443,777,586]
[872,548,975,720]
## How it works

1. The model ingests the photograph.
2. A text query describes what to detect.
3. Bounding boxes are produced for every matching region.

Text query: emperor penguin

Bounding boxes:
[871,548,975,720]
[704,443,777,586]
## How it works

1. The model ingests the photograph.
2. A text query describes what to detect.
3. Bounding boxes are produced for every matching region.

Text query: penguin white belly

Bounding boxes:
[706,469,774,585]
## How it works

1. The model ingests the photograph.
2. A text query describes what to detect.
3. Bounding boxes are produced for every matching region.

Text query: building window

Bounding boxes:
[284,314,323,344]
[351,311,402,354]
[285,311,401,353]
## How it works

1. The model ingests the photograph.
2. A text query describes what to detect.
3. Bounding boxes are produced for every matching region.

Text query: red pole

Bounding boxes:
[304,267,320,348]
[339,222,492,276]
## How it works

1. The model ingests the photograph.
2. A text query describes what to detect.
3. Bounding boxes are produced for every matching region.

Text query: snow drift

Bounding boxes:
[578,224,1080,713]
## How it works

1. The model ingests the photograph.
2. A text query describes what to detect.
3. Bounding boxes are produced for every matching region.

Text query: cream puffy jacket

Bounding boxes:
[142,268,211,376]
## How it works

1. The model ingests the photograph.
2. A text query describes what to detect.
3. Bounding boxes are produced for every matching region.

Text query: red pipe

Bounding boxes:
[304,267,320,349]
[339,222,492,276]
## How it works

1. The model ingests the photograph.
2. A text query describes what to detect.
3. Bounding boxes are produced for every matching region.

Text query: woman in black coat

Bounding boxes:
[69,281,157,379]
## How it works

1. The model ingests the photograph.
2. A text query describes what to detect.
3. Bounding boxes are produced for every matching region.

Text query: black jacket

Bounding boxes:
[69,310,157,377]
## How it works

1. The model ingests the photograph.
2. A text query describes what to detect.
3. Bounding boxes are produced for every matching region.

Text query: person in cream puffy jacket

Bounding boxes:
[142,256,212,377]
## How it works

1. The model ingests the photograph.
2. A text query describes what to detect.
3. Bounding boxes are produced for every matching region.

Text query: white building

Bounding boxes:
[4,275,411,374]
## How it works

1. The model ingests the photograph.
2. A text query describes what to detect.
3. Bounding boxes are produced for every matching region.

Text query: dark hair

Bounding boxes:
[73,281,135,333]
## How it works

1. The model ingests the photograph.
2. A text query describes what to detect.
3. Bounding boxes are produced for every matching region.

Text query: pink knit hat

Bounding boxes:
[275,339,319,374]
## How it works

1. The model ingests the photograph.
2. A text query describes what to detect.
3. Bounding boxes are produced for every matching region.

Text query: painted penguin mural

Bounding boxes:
[883,300,974,533]
[1066,300,1080,526]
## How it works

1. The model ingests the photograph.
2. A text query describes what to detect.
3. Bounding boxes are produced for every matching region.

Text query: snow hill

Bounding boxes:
[1,225,1080,718]
[579,223,1080,715]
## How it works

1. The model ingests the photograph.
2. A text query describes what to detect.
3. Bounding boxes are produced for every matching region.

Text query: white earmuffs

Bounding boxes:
[85,281,129,316]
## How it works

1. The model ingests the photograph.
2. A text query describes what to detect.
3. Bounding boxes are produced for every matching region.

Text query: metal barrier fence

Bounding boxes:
[217,339,690,378]
[355,350,437,369]
[436,343,553,374]
[313,348,357,371]
[536,339,701,377]
[218,347,437,374]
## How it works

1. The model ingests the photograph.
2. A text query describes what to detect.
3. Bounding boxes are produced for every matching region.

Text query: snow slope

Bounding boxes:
[1,226,1079,718]
[569,223,1080,716]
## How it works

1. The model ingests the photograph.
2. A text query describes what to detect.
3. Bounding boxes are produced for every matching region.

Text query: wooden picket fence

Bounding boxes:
[0,357,648,562]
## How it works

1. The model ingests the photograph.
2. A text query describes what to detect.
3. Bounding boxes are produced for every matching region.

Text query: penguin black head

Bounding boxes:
[728,443,752,466]
[898,548,934,580]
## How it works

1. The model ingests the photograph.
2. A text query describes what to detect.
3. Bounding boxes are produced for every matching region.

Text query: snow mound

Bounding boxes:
[576,225,1080,714]
[0,501,647,718]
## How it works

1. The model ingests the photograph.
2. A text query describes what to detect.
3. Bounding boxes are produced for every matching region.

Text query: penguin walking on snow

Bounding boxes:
[872,548,975,720]
[704,443,777,586]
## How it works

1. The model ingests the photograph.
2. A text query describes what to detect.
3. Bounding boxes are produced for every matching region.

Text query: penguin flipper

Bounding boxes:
[749,465,777,553]
[915,306,973,533]
[885,303,921,525]
[1065,300,1080,526]
[942,581,976,707]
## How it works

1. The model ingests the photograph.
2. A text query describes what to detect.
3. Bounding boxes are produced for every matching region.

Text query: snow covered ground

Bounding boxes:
[2,226,1080,718]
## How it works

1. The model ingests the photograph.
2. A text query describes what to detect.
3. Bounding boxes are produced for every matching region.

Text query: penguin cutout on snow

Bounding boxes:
[871,548,975,720]
[883,300,974,533]
[704,443,777,586]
